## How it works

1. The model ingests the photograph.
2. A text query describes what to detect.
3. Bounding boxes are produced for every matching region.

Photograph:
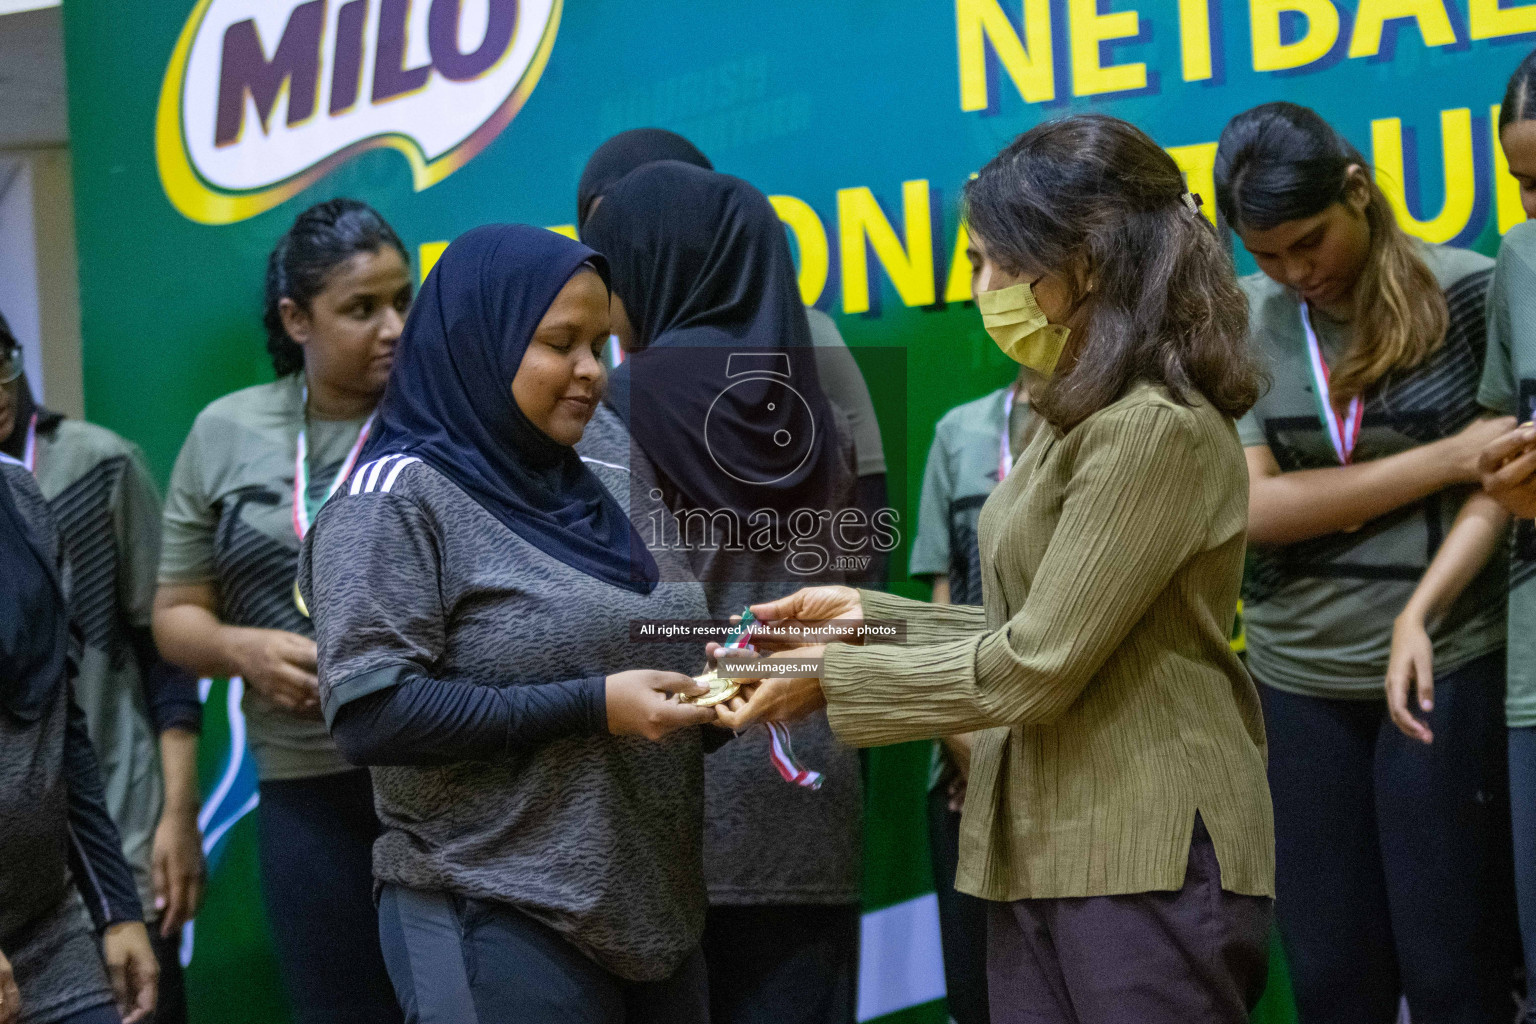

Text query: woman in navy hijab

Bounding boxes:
[302,225,721,1023]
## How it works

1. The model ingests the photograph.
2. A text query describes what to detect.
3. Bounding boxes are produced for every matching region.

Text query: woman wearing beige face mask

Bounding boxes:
[713,114,1276,1024]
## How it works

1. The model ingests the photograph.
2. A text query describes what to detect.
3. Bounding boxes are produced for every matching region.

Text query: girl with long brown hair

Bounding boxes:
[1215,101,1519,1024]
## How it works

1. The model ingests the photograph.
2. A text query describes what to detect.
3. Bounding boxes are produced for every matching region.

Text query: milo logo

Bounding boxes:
[155,0,561,224]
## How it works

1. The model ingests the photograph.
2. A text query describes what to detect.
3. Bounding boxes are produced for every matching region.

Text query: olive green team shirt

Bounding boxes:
[161,375,370,780]
[1237,244,1506,699]
[1480,219,1536,728]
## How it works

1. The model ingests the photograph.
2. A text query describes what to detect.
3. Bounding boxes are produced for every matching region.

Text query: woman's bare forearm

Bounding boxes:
[1399,492,1508,626]
[1247,443,1455,545]
[152,595,252,680]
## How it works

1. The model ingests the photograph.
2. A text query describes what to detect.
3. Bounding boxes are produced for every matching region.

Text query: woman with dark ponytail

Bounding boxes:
[152,198,410,1022]
[1215,102,1519,1024]
[1500,47,1536,221]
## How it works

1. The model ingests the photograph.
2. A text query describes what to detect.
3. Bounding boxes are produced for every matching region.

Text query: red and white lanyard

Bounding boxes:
[1300,303,1363,464]
[724,613,824,791]
[291,388,375,540]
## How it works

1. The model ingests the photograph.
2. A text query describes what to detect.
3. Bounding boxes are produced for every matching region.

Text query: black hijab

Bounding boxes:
[360,224,659,594]
[581,161,848,519]
[577,128,712,233]
[0,462,68,723]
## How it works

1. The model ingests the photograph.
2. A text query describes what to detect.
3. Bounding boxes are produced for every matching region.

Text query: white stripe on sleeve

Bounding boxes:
[363,454,401,493]
[381,456,420,493]
[350,458,381,495]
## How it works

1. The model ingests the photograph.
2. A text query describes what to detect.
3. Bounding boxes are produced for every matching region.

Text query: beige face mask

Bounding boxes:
[975,265,1071,376]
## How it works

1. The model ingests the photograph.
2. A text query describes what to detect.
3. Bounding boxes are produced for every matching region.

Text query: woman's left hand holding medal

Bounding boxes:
[707,642,829,730]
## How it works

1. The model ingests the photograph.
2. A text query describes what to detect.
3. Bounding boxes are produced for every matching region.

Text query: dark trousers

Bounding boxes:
[257,769,401,1024]
[1259,652,1520,1024]
[987,815,1271,1024]
[56,1005,124,1024]
[1511,727,1536,1023]
[926,785,990,1024]
[703,904,859,1024]
[377,885,708,1024]
[147,918,185,1024]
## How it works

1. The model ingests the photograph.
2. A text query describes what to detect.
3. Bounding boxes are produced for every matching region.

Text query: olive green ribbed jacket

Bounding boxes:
[822,384,1276,901]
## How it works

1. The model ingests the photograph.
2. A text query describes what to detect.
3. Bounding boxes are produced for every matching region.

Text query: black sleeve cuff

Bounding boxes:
[577,676,607,734]
[131,627,203,734]
[63,687,146,930]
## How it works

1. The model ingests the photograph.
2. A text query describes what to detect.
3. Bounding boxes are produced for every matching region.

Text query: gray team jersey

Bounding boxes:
[33,418,164,912]
[300,430,712,982]
[1236,245,1505,698]
[162,375,371,780]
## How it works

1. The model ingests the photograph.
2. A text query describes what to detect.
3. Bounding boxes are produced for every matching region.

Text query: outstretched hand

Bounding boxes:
[744,586,864,652]
[1386,614,1435,744]
[605,670,716,741]
[1479,421,1536,518]
[709,645,829,730]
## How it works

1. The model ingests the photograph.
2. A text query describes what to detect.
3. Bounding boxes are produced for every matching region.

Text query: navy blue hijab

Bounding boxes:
[362,224,658,594]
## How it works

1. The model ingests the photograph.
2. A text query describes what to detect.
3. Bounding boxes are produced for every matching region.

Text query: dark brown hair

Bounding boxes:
[1501,47,1536,132]
[1214,102,1444,408]
[964,114,1263,431]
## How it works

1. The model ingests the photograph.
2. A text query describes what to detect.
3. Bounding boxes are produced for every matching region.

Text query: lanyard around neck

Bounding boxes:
[20,413,37,474]
[292,385,375,539]
[1300,302,1363,465]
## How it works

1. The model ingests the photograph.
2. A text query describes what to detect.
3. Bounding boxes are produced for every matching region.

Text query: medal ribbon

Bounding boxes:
[20,413,37,474]
[1300,303,1363,465]
[292,387,375,540]
[725,608,824,791]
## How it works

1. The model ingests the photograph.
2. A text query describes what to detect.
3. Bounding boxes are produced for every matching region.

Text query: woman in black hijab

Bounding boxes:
[302,224,719,1023]
[577,128,712,232]
[577,131,891,585]
[583,162,866,1024]
[584,160,852,530]
[0,457,160,1024]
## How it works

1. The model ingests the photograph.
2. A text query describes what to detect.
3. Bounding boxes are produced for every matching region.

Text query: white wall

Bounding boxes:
[0,156,42,382]
[0,2,82,417]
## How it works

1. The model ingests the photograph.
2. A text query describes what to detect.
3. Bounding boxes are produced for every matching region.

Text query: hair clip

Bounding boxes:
[1183,192,1203,215]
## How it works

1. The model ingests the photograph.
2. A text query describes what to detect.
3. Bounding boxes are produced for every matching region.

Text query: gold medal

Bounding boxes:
[293,580,310,618]
[678,669,740,708]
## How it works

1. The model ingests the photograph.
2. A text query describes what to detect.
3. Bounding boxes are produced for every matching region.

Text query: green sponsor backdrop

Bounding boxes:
[59,0,1533,1019]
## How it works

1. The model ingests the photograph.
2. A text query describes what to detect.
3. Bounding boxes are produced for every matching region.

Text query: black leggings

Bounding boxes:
[1259,652,1519,1024]
[257,769,401,1024]
[703,905,859,1024]
[377,885,708,1024]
